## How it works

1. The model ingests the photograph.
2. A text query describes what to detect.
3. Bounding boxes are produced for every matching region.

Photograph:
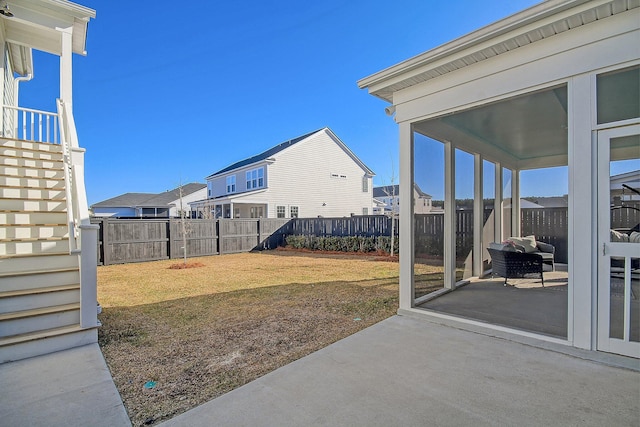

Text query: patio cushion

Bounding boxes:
[508,235,538,253]
[489,242,517,252]
[630,231,640,243]
[611,229,629,242]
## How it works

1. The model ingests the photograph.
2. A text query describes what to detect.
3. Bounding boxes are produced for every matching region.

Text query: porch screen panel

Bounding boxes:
[456,149,474,280]
[608,136,640,343]
[483,160,496,273]
[597,65,640,125]
[502,168,513,241]
[414,133,445,299]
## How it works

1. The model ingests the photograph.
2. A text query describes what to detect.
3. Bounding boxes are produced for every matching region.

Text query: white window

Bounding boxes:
[246,167,265,190]
[362,207,368,215]
[290,206,299,218]
[207,182,213,198]
[226,176,236,194]
[362,176,369,192]
[277,206,286,218]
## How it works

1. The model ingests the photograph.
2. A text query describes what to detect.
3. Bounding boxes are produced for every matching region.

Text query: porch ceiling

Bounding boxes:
[413,85,569,170]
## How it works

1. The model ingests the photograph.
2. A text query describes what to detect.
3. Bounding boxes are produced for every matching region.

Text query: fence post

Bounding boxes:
[102,218,111,266]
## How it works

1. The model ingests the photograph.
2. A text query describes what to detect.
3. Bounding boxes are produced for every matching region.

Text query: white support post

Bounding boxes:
[568,74,595,350]
[59,27,73,109]
[512,170,521,236]
[494,162,503,244]
[79,223,99,328]
[444,141,456,289]
[473,154,483,277]
[398,121,415,309]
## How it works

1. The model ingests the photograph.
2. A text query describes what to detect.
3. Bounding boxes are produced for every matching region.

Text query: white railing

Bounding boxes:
[2,105,59,143]
[56,99,99,328]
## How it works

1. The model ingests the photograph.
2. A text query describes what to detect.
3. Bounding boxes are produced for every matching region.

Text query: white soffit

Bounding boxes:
[2,0,95,57]
[358,0,640,102]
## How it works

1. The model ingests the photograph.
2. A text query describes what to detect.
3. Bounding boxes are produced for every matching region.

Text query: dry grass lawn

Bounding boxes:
[98,250,443,426]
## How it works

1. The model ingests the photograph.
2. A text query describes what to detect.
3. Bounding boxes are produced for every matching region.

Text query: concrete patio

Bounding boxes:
[1,315,638,427]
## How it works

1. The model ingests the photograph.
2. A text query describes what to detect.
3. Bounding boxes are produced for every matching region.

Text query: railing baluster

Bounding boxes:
[30,112,35,141]
[38,113,43,142]
[22,109,27,140]
[46,115,50,143]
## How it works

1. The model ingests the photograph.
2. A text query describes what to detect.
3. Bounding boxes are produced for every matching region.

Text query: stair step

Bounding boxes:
[0,285,80,314]
[0,211,68,225]
[0,225,68,240]
[0,175,65,190]
[0,146,63,161]
[0,303,80,337]
[0,155,63,170]
[0,187,66,200]
[0,238,70,257]
[0,198,66,211]
[0,139,63,154]
[0,266,79,292]
[0,166,64,180]
[0,253,78,276]
[0,325,97,363]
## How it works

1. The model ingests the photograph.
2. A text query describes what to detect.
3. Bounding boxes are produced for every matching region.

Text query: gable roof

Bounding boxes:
[207,127,374,178]
[207,129,322,178]
[91,184,206,208]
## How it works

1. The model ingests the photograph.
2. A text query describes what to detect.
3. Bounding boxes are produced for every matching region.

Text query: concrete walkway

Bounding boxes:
[0,343,130,427]
[1,317,638,427]
[161,315,640,427]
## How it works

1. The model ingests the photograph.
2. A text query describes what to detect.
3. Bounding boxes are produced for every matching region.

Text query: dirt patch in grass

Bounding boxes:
[167,262,205,270]
[98,251,442,426]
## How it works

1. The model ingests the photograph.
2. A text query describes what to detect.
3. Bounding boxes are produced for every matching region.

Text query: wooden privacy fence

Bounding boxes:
[91,218,290,265]
[90,205,634,266]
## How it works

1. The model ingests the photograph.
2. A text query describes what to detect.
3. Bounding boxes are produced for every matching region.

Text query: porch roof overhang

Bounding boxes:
[2,0,96,72]
[357,0,639,171]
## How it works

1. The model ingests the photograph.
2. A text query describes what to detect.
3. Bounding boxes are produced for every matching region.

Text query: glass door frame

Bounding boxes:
[596,124,640,358]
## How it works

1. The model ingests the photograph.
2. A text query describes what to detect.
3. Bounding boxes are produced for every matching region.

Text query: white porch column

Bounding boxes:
[444,141,456,289]
[59,27,73,108]
[473,154,483,277]
[512,170,521,236]
[398,121,415,309]
[568,74,594,350]
[494,162,503,244]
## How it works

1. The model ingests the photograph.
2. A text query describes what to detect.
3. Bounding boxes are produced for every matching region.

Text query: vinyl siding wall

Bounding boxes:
[265,130,371,218]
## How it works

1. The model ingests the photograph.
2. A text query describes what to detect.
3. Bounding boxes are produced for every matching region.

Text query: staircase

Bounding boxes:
[0,138,97,363]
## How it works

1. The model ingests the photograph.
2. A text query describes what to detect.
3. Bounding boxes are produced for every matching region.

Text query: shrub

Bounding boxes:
[285,235,399,255]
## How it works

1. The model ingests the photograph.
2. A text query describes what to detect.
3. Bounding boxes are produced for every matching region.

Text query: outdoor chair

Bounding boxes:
[487,238,555,286]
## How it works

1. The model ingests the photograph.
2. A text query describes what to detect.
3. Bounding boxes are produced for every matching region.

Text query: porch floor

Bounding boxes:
[418,272,569,339]
[417,271,639,342]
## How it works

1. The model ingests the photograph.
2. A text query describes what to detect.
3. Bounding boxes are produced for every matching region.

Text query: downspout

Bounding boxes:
[11,73,32,137]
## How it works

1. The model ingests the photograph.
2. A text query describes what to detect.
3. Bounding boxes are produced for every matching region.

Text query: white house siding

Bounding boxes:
[264,130,372,218]
[168,188,207,217]
[92,207,136,218]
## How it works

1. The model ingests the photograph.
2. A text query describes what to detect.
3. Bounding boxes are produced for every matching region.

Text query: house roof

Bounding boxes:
[91,184,206,209]
[207,127,374,178]
[357,0,638,103]
[207,129,322,178]
[373,184,432,198]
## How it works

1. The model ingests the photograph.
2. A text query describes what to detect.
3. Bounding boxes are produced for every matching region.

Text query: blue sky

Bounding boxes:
[20,0,561,204]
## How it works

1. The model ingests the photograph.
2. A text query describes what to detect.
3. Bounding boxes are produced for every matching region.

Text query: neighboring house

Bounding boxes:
[610,170,640,202]
[0,0,97,363]
[91,183,207,218]
[373,184,432,214]
[191,128,374,219]
[359,0,639,359]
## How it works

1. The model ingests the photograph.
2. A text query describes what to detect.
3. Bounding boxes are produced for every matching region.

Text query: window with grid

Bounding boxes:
[276,205,286,218]
[290,206,299,218]
[226,176,236,193]
[246,167,265,190]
